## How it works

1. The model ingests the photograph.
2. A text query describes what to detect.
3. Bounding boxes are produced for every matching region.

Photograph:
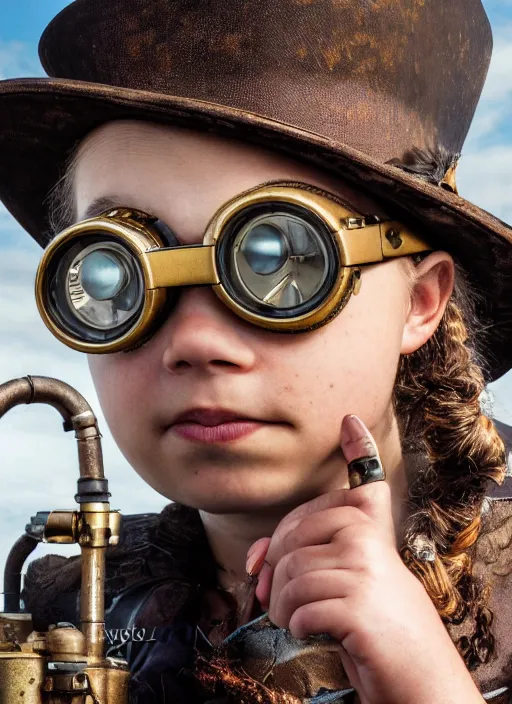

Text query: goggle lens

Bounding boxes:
[239,219,290,276]
[81,250,127,301]
[217,206,335,319]
[49,238,145,342]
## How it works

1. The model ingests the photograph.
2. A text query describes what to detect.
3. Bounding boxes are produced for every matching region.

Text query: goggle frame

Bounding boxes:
[36,183,431,353]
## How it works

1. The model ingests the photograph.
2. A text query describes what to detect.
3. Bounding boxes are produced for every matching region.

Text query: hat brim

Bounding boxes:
[0,77,511,379]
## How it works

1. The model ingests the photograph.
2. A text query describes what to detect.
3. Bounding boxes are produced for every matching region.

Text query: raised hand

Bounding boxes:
[246,415,484,704]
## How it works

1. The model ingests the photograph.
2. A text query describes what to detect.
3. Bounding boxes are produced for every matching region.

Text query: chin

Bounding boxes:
[134,453,320,512]
[160,479,304,515]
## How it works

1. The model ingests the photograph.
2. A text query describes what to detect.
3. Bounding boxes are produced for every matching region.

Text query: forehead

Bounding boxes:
[73,120,387,237]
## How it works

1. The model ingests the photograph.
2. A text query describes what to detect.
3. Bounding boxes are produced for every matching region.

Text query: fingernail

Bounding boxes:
[341,414,367,445]
[246,550,266,576]
[246,542,259,560]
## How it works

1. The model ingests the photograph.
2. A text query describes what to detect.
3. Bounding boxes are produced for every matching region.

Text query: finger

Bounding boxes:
[280,506,371,558]
[255,560,273,609]
[287,598,353,642]
[262,490,360,569]
[257,510,374,608]
[246,536,271,576]
[268,537,374,615]
[270,568,359,630]
[339,415,395,536]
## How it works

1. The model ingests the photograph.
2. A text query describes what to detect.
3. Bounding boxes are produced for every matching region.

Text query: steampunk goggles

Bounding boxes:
[36,182,431,353]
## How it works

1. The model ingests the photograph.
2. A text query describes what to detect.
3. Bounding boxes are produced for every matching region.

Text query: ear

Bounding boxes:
[400,252,455,355]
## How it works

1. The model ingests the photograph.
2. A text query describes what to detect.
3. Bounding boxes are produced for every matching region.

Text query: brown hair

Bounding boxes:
[395,265,506,669]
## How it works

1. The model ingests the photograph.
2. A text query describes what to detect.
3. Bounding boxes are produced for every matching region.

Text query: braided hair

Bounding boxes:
[395,264,506,669]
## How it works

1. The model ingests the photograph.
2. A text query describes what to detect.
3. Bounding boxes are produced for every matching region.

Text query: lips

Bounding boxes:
[171,408,260,427]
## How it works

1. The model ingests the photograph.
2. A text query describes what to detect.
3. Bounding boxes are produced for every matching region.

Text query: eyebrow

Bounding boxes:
[82,196,155,220]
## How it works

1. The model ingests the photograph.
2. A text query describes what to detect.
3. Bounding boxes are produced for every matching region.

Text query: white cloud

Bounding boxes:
[458,145,512,225]
[476,33,512,103]
[458,25,512,224]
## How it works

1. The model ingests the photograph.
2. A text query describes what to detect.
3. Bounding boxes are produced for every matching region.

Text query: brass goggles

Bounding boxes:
[36,182,431,353]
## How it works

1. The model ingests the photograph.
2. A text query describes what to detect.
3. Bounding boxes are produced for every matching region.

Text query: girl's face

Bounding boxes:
[74,121,421,513]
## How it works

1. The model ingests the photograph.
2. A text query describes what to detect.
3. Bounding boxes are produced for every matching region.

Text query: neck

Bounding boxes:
[200,413,409,592]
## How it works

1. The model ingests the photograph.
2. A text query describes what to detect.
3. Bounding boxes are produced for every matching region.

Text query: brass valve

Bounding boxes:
[43,507,122,548]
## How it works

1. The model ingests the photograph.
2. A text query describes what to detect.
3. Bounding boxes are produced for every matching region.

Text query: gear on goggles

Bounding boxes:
[36,182,432,353]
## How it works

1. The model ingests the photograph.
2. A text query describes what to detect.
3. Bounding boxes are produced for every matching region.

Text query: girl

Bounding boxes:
[1,0,512,702]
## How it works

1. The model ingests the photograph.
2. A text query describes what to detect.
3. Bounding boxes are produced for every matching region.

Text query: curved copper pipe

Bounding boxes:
[3,535,38,613]
[0,376,104,480]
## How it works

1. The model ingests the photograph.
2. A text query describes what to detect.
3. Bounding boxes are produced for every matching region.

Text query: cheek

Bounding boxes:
[345,267,407,398]
[87,354,152,449]
[288,264,407,427]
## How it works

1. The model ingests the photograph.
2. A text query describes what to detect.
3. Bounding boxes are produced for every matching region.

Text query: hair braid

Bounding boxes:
[394,270,506,669]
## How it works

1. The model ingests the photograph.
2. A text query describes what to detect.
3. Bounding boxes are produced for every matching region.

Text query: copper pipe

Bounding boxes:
[80,546,106,660]
[3,535,38,613]
[0,376,104,480]
[0,376,109,658]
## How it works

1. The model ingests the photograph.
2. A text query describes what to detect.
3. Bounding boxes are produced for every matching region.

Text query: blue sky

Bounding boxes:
[0,1,512,572]
[2,1,70,44]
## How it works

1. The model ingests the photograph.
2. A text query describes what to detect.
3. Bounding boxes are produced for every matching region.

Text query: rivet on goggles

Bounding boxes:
[36,182,432,353]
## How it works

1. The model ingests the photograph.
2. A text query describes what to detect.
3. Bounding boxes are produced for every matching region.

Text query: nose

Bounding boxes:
[159,286,258,375]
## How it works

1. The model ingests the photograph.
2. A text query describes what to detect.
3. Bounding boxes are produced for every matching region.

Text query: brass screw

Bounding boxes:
[73,672,89,690]
[385,229,403,249]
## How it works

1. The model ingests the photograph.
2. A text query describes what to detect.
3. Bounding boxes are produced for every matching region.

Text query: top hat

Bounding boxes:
[0,0,511,379]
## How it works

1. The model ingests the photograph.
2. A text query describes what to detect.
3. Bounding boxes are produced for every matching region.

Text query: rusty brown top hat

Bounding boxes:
[0,0,511,378]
